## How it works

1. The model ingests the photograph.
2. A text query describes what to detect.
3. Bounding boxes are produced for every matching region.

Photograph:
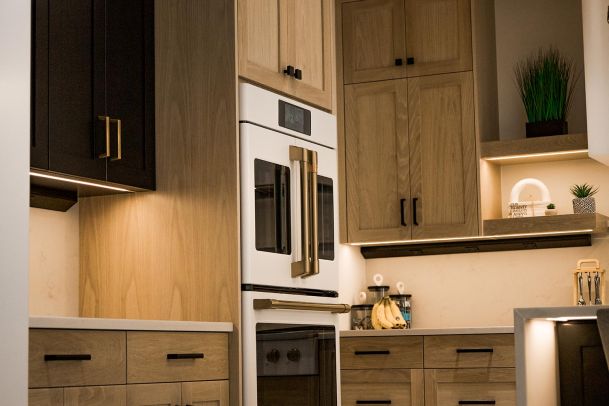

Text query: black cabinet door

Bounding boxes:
[47,0,106,181]
[31,0,49,170]
[105,0,155,189]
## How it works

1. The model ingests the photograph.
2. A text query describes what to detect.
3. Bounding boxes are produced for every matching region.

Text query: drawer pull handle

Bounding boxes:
[354,350,390,355]
[458,401,496,405]
[456,348,494,353]
[356,401,392,405]
[44,354,92,361]
[166,353,204,360]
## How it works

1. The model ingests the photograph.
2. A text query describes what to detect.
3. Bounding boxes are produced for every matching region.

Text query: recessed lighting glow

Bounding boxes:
[30,172,131,193]
[484,149,588,162]
[545,316,598,322]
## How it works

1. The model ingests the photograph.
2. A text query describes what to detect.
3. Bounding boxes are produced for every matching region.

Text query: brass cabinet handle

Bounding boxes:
[97,115,111,158]
[253,298,351,313]
[308,149,319,278]
[110,118,122,161]
[290,145,311,278]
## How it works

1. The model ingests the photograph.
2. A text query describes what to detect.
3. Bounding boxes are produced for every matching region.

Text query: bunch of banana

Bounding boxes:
[371,297,407,329]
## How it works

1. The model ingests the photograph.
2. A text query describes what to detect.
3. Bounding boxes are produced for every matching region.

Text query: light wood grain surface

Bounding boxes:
[126,383,181,406]
[340,336,423,369]
[64,385,127,406]
[345,79,411,242]
[79,0,239,325]
[182,380,229,405]
[408,71,479,239]
[424,334,515,368]
[341,369,424,406]
[126,331,228,384]
[29,388,63,406]
[480,133,588,160]
[483,213,609,236]
[29,329,126,388]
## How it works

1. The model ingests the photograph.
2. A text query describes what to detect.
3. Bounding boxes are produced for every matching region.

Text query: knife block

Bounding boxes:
[572,259,605,305]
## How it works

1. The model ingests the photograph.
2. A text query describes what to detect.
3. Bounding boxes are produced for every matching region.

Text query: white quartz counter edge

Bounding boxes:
[30,316,233,332]
[341,326,513,337]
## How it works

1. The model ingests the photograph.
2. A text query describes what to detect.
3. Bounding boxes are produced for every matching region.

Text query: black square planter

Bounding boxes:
[525,120,568,138]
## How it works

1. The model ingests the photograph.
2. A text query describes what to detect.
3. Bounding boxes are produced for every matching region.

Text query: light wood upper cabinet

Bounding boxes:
[408,71,478,239]
[238,0,333,109]
[342,0,407,84]
[341,0,472,83]
[345,80,411,243]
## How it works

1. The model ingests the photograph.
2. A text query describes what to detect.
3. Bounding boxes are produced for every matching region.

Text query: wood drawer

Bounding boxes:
[341,369,424,406]
[425,368,516,406]
[29,329,126,388]
[340,336,423,369]
[64,385,126,405]
[29,388,63,406]
[424,334,514,368]
[127,331,229,383]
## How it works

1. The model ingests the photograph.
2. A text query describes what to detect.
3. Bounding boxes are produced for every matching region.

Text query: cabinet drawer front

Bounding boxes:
[425,368,515,406]
[424,334,514,368]
[29,329,126,388]
[340,336,423,369]
[29,388,63,406]
[342,369,424,406]
[127,331,229,383]
[64,385,126,406]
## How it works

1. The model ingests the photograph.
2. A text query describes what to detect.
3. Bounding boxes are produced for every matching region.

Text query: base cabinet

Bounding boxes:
[342,369,424,405]
[29,388,63,406]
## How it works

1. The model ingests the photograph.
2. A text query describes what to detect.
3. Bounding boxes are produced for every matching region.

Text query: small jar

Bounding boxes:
[367,285,390,304]
[390,294,412,329]
[350,304,373,330]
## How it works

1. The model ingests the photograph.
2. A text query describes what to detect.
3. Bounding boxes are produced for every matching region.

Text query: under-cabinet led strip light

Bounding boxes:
[484,149,589,162]
[30,172,131,193]
[545,316,597,322]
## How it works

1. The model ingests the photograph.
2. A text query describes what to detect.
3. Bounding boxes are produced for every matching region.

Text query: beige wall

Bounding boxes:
[29,205,79,316]
[495,0,586,140]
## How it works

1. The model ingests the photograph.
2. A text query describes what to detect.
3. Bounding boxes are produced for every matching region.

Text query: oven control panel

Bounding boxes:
[257,337,318,376]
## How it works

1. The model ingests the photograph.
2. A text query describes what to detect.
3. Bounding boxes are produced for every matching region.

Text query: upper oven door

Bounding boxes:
[240,122,338,292]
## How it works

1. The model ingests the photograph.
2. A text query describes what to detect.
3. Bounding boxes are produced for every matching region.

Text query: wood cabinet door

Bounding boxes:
[345,80,411,243]
[182,380,229,406]
[127,383,181,406]
[405,0,472,77]
[280,0,333,109]
[29,388,63,406]
[425,368,516,406]
[408,71,478,239]
[64,385,126,406]
[341,0,407,84]
[105,0,155,190]
[342,369,424,406]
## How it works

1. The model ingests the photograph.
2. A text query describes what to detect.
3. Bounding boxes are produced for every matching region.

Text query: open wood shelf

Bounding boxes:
[483,213,608,236]
[480,133,588,165]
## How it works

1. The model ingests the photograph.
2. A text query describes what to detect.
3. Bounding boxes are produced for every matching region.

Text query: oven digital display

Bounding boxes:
[278,100,311,135]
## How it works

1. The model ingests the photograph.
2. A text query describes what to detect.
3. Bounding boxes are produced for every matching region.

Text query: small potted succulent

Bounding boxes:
[570,183,599,214]
[545,203,558,216]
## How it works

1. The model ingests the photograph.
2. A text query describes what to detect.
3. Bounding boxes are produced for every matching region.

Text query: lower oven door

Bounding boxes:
[242,290,346,406]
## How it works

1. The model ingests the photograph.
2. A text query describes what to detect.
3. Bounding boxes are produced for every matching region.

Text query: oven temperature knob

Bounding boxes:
[266,349,280,363]
[287,348,301,362]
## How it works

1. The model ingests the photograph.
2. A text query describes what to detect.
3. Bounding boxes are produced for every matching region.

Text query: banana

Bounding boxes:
[371,302,382,329]
[388,298,407,328]
[375,298,394,329]
[383,298,397,328]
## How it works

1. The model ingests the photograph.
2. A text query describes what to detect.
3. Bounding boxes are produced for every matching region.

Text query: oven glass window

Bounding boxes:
[255,159,291,254]
[317,175,334,261]
[256,324,336,406]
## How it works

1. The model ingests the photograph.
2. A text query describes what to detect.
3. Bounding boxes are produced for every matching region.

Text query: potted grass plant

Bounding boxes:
[570,183,598,214]
[514,47,580,137]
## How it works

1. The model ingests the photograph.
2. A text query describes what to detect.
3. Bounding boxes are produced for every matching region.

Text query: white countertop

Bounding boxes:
[30,316,233,332]
[341,326,513,337]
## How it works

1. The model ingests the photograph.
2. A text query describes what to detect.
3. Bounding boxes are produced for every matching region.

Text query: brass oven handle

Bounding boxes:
[97,115,111,158]
[253,299,351,314]
[110,118,122,161]
[307,149,319,278]
[290,145,311,278]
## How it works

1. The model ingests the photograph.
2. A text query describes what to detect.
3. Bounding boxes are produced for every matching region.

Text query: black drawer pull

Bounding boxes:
[354,350,390,355]
[400,198,407,226]
[406,57,415,65]
[294,68,302,80]
[395,58,403,66]
[44,354,92,361]
[356,401,392,405]
[412,197,419,226]
[458,401,496,405]
[456,348,494,353]
[166,353,204,360]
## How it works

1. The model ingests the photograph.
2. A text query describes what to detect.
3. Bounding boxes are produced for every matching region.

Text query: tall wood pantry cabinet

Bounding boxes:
[338,0,479,243]
[31,0,155,190]
[238,0,333,109]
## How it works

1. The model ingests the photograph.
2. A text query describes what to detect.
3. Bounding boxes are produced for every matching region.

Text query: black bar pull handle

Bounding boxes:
[400,198,407,226]
[166,353,205,360]
[395,58,403,66]
[354,350,390,355]
[44,354,92,361]
[356,401,392,405]
[406,57,415,65]
[283,65,295,77]
[294,68,302,80]
[458,401,496,405]
[456,348,494,354]
[412,197,419,226]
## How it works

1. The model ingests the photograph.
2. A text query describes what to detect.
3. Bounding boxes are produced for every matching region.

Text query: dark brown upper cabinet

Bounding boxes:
[31,0,155,191]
